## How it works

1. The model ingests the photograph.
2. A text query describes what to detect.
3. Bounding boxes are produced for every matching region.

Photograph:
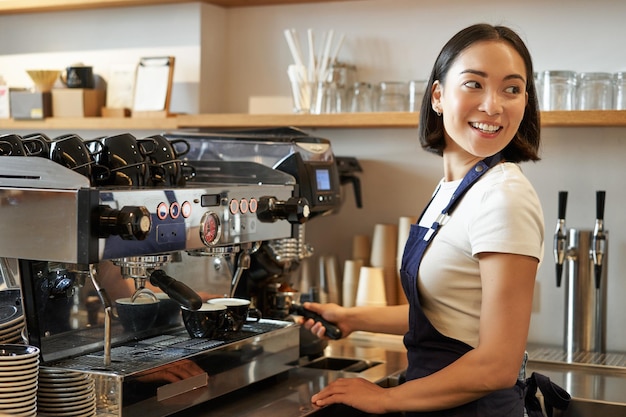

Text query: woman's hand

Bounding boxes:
[311,377,391,414]
[300,302,352,340]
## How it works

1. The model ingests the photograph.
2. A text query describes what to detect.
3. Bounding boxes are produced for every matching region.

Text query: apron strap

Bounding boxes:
[525,372,571,417]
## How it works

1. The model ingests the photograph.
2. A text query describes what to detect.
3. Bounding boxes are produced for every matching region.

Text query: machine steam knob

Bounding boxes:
[256,196,310,224]
[96,205,152,240]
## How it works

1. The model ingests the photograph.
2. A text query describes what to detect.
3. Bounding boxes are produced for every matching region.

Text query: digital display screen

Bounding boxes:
[201,194,220,207]
[316,169,331,191]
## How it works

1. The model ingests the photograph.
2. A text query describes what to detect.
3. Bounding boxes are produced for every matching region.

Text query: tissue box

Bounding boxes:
[52,88,105,117]
[9,90,52,119]
[0,85,9,119]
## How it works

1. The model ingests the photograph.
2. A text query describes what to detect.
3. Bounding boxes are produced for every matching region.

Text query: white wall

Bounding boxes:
[1,0,626,350]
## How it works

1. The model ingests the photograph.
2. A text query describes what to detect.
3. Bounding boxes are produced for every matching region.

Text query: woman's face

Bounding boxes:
[432,40,528,160]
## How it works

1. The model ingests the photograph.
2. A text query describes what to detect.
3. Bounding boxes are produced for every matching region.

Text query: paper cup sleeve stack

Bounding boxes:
[342,216,417,308]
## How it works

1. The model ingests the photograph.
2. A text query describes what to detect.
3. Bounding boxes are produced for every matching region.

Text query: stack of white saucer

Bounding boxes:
[0,344,40,417]
[37,368,96,417]
[0,292,26,344]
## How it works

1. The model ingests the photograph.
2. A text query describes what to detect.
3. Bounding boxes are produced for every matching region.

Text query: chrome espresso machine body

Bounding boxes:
[164,127,358,320]
[0,139,310,417]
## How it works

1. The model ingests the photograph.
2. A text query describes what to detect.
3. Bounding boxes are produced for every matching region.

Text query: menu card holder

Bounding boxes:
[132,56,175,118]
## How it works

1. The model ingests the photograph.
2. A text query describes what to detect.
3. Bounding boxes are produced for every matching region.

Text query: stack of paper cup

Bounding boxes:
[355,266,387,307]
[369,223,398,306]
[342,259,363,307]
[324,255,341,305]
[352,234,371,265]
[396,216,417,304]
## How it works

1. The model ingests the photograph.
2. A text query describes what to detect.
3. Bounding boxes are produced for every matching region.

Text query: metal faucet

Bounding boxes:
[553,191,568,287]
[590,190,606,289]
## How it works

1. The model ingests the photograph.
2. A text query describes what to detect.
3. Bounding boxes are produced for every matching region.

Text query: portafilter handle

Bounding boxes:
[149,269,203,310]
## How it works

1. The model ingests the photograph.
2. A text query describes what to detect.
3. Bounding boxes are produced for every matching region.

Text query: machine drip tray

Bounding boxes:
[528,345,626,370]
[46,320,292,374]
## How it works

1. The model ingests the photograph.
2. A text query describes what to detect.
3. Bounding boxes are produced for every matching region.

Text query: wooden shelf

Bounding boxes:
[176,112,419,129]
[2,111,626,131]
[0,116,178,131]
[0,0,348,15]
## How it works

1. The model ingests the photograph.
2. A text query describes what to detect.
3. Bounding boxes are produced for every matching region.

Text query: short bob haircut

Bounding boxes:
[418,23,541,163]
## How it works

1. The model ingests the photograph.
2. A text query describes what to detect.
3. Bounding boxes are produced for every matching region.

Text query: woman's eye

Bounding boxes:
[504,85,522,94]
[464,81,481,89]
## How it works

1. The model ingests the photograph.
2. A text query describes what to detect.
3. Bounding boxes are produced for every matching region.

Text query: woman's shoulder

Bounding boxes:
[473,162,542,210]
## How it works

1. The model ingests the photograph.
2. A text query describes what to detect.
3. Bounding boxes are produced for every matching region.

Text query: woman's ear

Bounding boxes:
[431,80,442,112]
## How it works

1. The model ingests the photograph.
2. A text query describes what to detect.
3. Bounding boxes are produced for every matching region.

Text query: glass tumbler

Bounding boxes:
[377,81,408,112]
[350,82,373,112]
[613,72,626,110]
[577,72,614,110]
[542,70,577,110]
[408,80,427,112]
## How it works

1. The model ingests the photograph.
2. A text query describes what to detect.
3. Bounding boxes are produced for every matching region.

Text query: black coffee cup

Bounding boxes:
[207,297,262,333]
[115,297,160,332]
[181,303,228,339]
[22,132,53,157]
[95,133,156,187]
[145,135,196,187]
[49,134,109,184]
[0,134,46,157]
[62,65,94,89]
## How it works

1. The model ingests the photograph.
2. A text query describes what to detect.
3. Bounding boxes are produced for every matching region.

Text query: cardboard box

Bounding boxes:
[52,88,105,117]
[9,90,52,119]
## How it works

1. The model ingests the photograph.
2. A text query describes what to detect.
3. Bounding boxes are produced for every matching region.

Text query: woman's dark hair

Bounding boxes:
[417,23,541,162]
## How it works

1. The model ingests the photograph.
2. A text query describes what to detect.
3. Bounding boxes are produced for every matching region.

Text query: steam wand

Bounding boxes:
[88,265,112,367]
[553,191,568,287]
[591,190,606,289]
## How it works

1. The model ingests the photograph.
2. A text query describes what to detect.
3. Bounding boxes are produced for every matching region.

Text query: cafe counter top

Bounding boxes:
[173,334,626,417]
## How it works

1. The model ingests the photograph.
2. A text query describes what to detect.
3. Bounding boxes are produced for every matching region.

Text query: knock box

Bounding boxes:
[52,88,105,117]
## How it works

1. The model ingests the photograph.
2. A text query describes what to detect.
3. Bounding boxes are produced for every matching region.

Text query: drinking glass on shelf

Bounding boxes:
[577,72,613,110]
[615,72,626,110]
[541,70,577,110]
[350,82,373,112]
[377,81,408,112]
[408,80,427,112]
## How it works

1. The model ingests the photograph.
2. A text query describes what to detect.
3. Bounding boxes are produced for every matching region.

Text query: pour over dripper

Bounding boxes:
[26,69,60,92]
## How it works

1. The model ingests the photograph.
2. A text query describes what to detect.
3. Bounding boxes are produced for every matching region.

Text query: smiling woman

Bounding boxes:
[301,23,569,417]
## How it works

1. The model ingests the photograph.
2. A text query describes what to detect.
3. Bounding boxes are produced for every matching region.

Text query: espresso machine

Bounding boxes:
[165,127,361,321]
[0,134,313,417]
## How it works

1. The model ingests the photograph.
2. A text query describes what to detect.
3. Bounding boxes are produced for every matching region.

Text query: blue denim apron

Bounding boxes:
[399,154,570,417]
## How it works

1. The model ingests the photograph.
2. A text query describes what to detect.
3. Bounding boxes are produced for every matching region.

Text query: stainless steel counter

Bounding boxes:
[173,333,408,417]
[173,335,626,417]
[527,344,626,417]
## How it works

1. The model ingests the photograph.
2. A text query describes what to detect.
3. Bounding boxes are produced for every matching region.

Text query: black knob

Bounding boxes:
[96,205,152,240]
[256,196,310,224]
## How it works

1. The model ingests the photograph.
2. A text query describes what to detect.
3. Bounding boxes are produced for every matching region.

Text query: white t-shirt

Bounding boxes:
[417,162,544,348]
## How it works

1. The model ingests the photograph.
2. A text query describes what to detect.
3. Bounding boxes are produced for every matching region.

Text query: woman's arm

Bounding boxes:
[311,252,537,413]
[303,303,409,338]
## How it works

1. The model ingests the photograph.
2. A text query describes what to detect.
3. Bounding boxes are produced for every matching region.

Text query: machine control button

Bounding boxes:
[97,205,152,240]
[249,198,258,213]
[157,202,169,220]
[181,201,192,218]
[200,211,221,246]
[239,198,249,214]
[170,201,181,219]
[229,199,239,215]
[256,196,310,224]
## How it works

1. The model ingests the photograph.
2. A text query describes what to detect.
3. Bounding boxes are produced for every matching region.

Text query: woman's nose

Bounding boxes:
[480,91,504,115]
